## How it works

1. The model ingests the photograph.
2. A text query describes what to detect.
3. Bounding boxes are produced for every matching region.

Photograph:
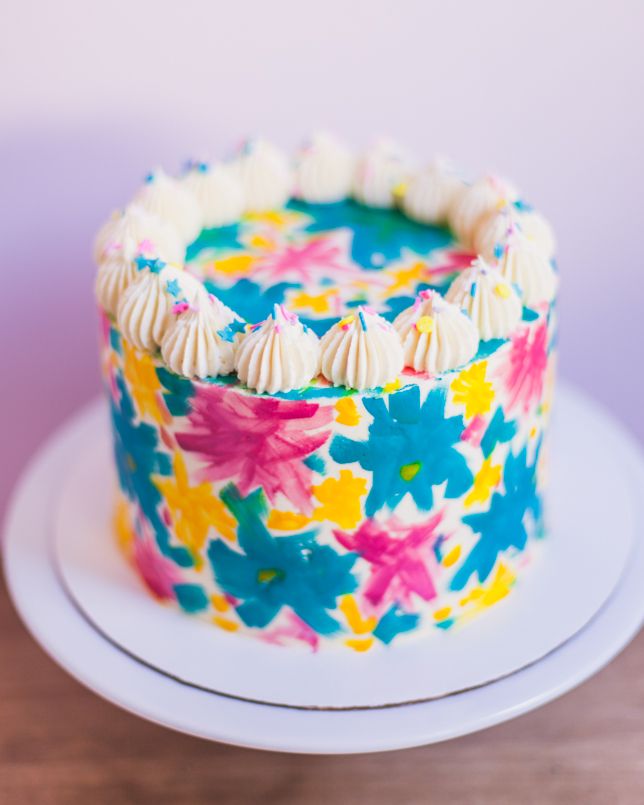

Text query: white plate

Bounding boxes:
[52,388,634,709]
[3,383,644,753]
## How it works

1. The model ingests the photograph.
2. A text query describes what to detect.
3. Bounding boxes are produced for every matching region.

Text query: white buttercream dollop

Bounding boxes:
[471,205,519,262]
[295,133,354,204]
[448,176,519,248]
[445,258,523,340]
[116,261,207,352]
[319,307,404,390]
[181,162,245,228]
[497,228,558,307]
[231,139,292,212]
[234,305,320,394]
[133,169,203,245]
[161,299,235,379]
[95,235,141,317]
[393,289,479,373]
[93,204,185,265]
[518,209,556,257]
[352,139,410,208]
[402,159,464,225]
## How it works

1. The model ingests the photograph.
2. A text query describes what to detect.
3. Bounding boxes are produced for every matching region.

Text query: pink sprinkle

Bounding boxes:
[137,238,155,255]
[172,302,190,315]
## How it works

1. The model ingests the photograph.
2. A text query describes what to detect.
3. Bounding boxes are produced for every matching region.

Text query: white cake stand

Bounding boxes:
[3,384,644,753]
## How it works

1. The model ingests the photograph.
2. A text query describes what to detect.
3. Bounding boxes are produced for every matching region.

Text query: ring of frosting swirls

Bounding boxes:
[133,169,203,245]
[295,132,355,204]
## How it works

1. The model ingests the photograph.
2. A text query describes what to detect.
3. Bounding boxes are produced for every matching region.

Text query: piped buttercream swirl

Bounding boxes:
[161,299,235,379]
[234,305,320,394]
[352,139,410,208]
[471,205,519,262]
[498,227,558,307]
[518,209,556,257]
[93,205,185,265]
[295,133,354,204]
[182,162,245,228]
[116,261,207,352]
[133,169,203,245]
[448,176,519,248]
[445,257,522,340]
[402,159,463,225]
[231,139,292,212]
[393,289,479,373]
[319,307,403,390]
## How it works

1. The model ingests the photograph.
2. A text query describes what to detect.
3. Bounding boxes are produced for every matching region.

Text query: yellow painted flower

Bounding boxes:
[154,452,236,562]
[464,456,502,508]
[312,470,367,529]
[267,510,311,531]
[290,288,338,314]
[243,209,305,229]
[113,496,134,555]
[335,397,360,426]
[209,254,255,276]
[123,340,167,425]
[339,594,377,634]
[459,563,516,616]
[451,361,494,418]
[383,377,402,394]
[385,261,428,295]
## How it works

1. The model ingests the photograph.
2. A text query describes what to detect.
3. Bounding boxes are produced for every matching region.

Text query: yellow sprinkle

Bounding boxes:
[213,616,239,632]
[210,594,230,613]
[267,510,311,530]
[495,283,511,299]
[530,426,537,438]
[345,637,374,652]
[416,315,434,334]
[443,545,462,567]
[339,315,355,329]
[433,607,452,622]
[392,181,408,200]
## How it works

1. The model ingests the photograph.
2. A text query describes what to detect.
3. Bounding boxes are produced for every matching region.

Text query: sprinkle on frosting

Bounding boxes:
[295,132,354,204]
[95,240,164,317]
[402,159,464,225]
[497,226,558,307]
[518,209,556,258]
[319,306,404,390]
[234,304,320,394]
[160,298,235,379]
[231,138,292,212]
[352,139,410,209]
[182,162,245,228]
[445,257,522,340]
[393,289,480,373]
[93,205,185,266]
[472,205,519,262]
[448,176,519,249]
[133,168,203,245]
[117,264,207,353]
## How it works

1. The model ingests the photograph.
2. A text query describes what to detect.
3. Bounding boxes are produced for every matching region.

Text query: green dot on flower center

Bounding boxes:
[400,461,421,482]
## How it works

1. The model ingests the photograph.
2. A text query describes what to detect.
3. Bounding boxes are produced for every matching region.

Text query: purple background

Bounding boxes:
[2,0,643,519]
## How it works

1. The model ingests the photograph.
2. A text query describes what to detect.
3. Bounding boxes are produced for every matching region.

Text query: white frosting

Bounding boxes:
[353,139,410,208]
[161,301,235,379]
[402,159,464,225]
[445,258,523,340]
[393,289,479,373]
[93,205,184,265]
[519,209,556,257]
[471,206,518,262]
[133,169,203,245]
[448,176,518,248]
[498,229,558,307]
[231,139,292,212]
[295,133,354,204]
[116,263,207,352]
[319,308,404,390]
[234,305,320,394]
[95,239,139,317]
[182,162,245,228]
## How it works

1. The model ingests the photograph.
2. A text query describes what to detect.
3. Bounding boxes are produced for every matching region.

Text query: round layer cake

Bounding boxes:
[95,135,557,651]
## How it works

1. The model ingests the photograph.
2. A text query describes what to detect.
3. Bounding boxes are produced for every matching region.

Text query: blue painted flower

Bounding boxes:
[111,375,192,567]
[289,199,452,269]
[450,443,542,591]
[203,277,298,326]
[330,386,473,517]
[208,484,358,634]
[185,223,245,262]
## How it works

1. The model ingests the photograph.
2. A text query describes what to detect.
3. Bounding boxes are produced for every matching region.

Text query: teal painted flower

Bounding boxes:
[208,484,358,634]
[289,199,453,269]
[450,443,542,591]
[111,375,192,567]
[330,386,473,517]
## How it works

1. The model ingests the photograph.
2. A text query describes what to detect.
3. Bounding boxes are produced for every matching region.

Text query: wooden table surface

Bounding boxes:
[1,578,643,805]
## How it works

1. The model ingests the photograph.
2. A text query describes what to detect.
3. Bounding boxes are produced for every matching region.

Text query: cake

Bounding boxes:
[94,134,557,651]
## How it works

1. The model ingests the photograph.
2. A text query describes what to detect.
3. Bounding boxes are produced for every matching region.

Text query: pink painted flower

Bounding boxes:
[253,234,367,285]
[503,319,548,414]
[176,385,333,514]
[260,612,320,651]
[132,521,181,600]
[334,512,444,607]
